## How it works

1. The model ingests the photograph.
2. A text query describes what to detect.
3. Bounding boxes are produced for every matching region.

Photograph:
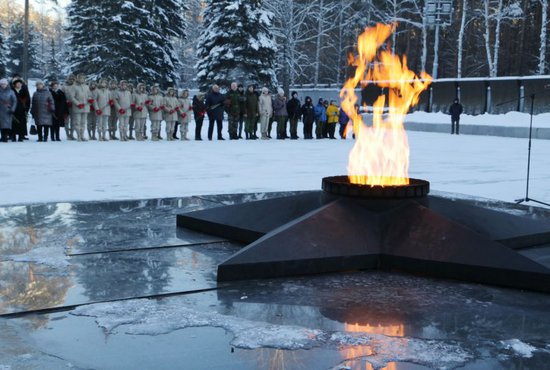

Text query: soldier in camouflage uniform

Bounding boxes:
[147,85,163,141]
[115,80,132,141]
[226,82,241,140]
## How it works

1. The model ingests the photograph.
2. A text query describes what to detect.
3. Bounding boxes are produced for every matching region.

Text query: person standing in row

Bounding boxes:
[71,74,91,141]
[94,79,111,141]
[49,81,69,142]
[449,98,463,135]
[301,96,315,140]
[338,106,350,139]
[127,83,136,140]
[244,85,258,140]
[87,81,98,140]
[31,81,54,142]
[273,88,288,140]
[237,84,246,139]
[286,91,301,140]
[226,82,241,140]
[326,100,339,139]
[192,92,206,141]
[11,78,30,142]
[258,87,272,140]
[115,80,132,141]
[178,89,191,141]
[11,74,30,140]
[132,83,148,141]
[63,74,76,140]
[108,80,119,140]
[163,87,178,141]
[206,84,225,141]
[147,85,163,141]
[0,79,16,142]
[314,98,327,139]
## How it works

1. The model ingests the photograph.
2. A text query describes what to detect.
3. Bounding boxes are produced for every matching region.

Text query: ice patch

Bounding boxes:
[6,246,70,269]
[501,339,537,358]
[72,298,472,368]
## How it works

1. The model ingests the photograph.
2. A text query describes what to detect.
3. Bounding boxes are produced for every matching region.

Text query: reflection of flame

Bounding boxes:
[339,322,405,370]
[340,23,431,187]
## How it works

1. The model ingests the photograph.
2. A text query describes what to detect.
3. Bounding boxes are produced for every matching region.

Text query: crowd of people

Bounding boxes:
[0,74,355,143]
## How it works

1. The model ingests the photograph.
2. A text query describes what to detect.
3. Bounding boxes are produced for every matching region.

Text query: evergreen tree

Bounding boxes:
[44,39,62,83]
[67,0,187,86]
[196,0,277,89]
[6,19,41,77]
[0,22,6,77]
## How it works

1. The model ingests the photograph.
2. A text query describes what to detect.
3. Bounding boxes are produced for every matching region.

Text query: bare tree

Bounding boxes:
[538,0,549,74]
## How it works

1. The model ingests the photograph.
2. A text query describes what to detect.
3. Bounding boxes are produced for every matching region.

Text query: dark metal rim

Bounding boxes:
[322,176,430,199]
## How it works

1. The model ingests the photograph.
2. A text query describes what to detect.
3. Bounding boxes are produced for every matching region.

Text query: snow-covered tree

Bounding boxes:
[44,39,62,83]
[67,0,186,86]
[0,21,6,77]
[538,0,548,74]
[196,0,277,89]
[176,0,204,86]
[6,19,42,77]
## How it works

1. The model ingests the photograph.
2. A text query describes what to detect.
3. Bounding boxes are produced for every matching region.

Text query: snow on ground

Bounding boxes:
[1,130,550,206]
[406,111,550,127]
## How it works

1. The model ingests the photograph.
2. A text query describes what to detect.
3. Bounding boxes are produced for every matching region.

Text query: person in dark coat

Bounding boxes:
[11,74,31,139]
[301,96,315,140]
[237,84,246,139]
[448,98,463,135]
[244,85,259,140]
[50,81,69,141]
[30,81,54,142]
[192,92,207,141]
[286,91,301,140]
[205,84,225,140]
[11,78,30,141]
[338,108,350,139]
[0,79,17,142]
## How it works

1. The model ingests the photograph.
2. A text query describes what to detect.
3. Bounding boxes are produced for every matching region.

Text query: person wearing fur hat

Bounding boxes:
[70,74,92,141]
[11,74,31,140]
[93,79,111,141]
[11,77,30,142]
[146,85,164,141]
[178,89,191,141]
[286,91,301,140]
[108,79,119,140]
[31,81,54,142]
[258,87,272,140]
[131,83,148,141]
[272,88,288,140]
[0,78,17,142]
[87,81,98,140]
[62,74,76,140]
[49,81,69,141]
[115,80,132,141]
[163,87,179,141]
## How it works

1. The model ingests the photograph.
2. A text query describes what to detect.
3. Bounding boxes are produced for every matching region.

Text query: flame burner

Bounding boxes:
[322,176,429,199]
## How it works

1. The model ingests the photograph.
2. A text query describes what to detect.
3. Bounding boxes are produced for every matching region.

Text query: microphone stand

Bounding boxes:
[514,92,550,207]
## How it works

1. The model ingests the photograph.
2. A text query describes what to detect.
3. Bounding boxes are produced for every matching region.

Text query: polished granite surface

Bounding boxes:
[0,192,549,370]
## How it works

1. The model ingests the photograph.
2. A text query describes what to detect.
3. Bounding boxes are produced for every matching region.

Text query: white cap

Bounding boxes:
[277,87,284,95]
[0,78,8,86]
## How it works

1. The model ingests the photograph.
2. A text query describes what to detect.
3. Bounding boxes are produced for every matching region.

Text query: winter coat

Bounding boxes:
[50,88,69,125]
[225,90,241,117]
[163,96,179,122]
[63,83,75,111]
[326,104,339,124]
[192,95,207,120]
[93,88,112,117]
[286,97,301,120]
[245,91,259,118]
[272,95,288,117]
[12,87,30,135]
[205,91,225,120]
[0,86,17,130]
[339,109,350,125]
[178,97,192,124]
[31,88,54,126]
[314,103,327,122]
[238,91,247,117]
[449,102,463,120]
[301,103,315,124]
[132,92,148,119]
[259,94,273,117]
[71,83,92,114]
[147,93,164,121]
[115,90,132,118]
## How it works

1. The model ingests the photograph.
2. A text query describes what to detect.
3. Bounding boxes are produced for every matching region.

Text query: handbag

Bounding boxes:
[30,124,37,135]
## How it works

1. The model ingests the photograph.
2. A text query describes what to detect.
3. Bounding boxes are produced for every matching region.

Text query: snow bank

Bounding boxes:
[501,339,538,358]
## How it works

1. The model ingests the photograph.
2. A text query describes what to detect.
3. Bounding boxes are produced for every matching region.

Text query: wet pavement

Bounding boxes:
[0,192,549,370]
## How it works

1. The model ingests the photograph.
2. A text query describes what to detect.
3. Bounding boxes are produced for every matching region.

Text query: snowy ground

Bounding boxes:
[1,129,549,206]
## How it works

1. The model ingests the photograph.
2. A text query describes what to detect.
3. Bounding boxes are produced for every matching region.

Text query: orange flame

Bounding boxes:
[340,24,431,186]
